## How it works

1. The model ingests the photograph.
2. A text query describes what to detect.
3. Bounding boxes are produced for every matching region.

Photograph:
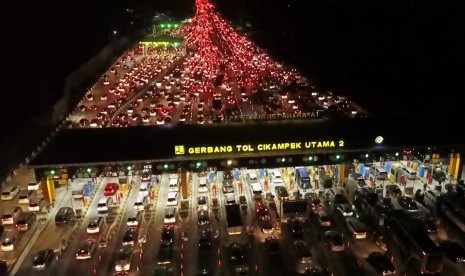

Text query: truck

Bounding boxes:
[225,203,242,235]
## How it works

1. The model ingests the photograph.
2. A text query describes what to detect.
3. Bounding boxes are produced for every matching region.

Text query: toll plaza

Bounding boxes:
[28,118,465,203]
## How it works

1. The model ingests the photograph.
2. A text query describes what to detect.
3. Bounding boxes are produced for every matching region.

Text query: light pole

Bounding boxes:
[109,30,118,42]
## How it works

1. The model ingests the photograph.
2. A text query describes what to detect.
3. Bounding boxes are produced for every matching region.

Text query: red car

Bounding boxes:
[104,183,118,196]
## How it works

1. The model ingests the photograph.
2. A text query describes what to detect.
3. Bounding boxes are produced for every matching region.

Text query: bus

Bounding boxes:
[295,167,311,192]
[386,210,443,275]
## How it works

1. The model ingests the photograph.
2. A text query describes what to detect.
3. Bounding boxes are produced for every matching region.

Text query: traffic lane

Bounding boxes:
[279,222,313,275]
[321,247,365,276]
[46,176,111,275]
[138,173,178,275]
[95,177,142,275]
[0,187,73,274]
[0,222,40,269]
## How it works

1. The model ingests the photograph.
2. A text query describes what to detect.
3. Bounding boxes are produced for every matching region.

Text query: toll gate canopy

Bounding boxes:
[29,118,465,169]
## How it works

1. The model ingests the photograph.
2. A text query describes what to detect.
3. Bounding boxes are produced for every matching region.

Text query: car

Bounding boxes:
[274,186,289,200]
[264,236,281,258]
[334,194,350,205]
[199,229,212,249]
[164,208,176,224]
[87,216,105,234]
[127,211,142,227]
[345,217,367,240]
[315,210,331,227]
[55,207,75,225]
[397,196,418,212]
[122,227,138,247]
[432,168,447,182]
[255,200,269,218]
[197,196,208,211]
[289,218,304,237]
[141,173,151,182]
[223,180,234,194]
[75,239,96,260]
[198,210,210,226]
[18,190,36,205]
[28,182,40,191]
[161,226,174,244]
[168,177,179,192]
[439,240,465,263]
[1,235,20,251]
[32,248,54,271]
[302,267,328,276]
[310,197,323,210]
[335,203,354,217]
[426,218,439,235]
[157,242,173,264]
[29,197,45,212]
[269,169,283,185]
[115,248,133,272]
[323,230,344,252]
[104,183,119,196]
[225,193,236,205]
[224,170,234,180]
[15,212,37,232]
[365,252,396,275]
[294,240,313,264]
[228,242,245,263]
[1,186,20,201]
[385,184,402,197]
[258,215,274,234]
[198,178,208,193]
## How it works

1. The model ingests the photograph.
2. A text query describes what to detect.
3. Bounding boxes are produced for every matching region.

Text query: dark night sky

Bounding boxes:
[1,0,464,146]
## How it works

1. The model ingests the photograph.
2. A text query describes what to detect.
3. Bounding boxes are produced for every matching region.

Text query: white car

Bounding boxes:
[198,183,208,193]
[127,212,141,227]
[168,178,179,192]
[1,236,20,252]
[164,209,176,224]
[87,217,104,234]
[28,182,40,191]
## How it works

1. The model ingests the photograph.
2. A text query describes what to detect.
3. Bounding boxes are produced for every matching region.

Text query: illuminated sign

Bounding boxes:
[225,111,323,121]
[375,136,384,144]
[174,140,345,155]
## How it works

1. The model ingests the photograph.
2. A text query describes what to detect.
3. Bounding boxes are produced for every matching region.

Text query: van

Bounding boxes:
[2,206,22,225]
[134,195,148,211]
[1,186,21,201]
[370,166,388,180]
[402,167,417,180]
[97,197,113,214]
[166,192,178,206]
[15,212,37,232]
[18,190,36,205]
[139,181,151,197]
